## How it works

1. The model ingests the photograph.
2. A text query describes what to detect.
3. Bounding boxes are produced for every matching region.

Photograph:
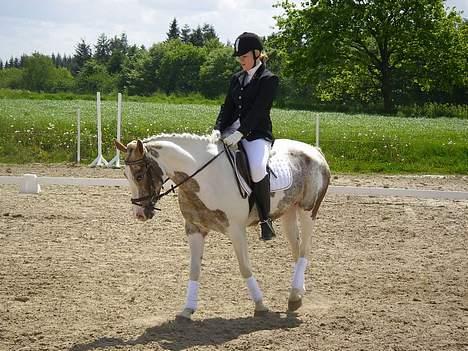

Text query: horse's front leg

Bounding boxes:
[229,225,269,316]
[177,224,206,320]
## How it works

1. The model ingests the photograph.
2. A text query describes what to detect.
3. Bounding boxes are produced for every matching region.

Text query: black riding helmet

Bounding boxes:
[232,32,263,57]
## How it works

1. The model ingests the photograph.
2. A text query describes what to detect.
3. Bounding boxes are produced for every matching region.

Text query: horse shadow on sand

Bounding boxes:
[70,311,302,351]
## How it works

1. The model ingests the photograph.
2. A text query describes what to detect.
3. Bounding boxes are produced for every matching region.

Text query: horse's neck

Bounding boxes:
[144,135,211,177]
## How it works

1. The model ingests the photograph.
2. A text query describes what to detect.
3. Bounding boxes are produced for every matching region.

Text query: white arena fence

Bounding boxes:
[0,174,467,200]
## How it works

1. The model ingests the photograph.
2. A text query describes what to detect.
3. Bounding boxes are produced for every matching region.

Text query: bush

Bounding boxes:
[396,103,468,119]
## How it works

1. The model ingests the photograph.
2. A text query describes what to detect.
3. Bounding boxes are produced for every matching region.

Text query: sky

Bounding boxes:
[1,0,467,63]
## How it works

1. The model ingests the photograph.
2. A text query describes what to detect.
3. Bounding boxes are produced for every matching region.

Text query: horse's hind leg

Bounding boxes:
[288,209,314,312]
[229,225,269,316]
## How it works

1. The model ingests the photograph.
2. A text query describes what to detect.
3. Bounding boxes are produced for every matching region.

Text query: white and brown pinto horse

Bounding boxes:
[115,133,330,319]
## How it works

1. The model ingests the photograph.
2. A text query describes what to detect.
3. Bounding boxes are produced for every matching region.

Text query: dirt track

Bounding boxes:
[1,165,467,351]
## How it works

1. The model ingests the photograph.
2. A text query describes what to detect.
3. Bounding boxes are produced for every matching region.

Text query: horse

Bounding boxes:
[115,133,330,319]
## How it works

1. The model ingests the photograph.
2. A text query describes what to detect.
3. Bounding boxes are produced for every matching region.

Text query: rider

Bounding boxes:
[212,32,279,241]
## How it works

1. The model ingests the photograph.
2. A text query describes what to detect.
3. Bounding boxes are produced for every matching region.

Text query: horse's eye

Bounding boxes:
[136,174,144,182]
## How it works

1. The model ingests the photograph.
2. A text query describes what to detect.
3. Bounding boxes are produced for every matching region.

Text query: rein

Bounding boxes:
[125,148,226,209]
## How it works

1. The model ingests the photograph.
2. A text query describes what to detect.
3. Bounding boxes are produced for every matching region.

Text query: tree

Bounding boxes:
[275,0,467,112]
[107,33,129,73]
[181,24,191,43]
[22,53,56,91]
[0,68,23,89]
[201,24,219,43]
[167,18,180,41]
[189,26,204,47]
[75,59,115,93]
[156,40,205,94]
[72,39,92,75]
[94,33,111,65]
[199,46,238,98]
[0,60,3,70]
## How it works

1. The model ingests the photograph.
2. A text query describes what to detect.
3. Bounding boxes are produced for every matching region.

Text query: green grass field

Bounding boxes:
[0,98,467,173]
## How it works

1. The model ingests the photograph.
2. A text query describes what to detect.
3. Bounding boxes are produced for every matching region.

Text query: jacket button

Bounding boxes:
[238,96,242,99]
[239,105,242,109]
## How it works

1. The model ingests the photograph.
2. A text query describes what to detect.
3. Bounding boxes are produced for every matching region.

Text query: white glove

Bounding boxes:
[223,131,243,146]
[210,129,221,142]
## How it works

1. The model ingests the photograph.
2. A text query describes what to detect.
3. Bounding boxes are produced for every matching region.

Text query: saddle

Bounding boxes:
[223,143,292,207]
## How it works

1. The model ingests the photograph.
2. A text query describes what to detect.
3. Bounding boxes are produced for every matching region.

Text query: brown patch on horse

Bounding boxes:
[174,171,229,234]
[185,222,208,237]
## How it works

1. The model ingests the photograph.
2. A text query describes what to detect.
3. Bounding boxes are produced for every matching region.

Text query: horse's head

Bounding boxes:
[115,139,165,221]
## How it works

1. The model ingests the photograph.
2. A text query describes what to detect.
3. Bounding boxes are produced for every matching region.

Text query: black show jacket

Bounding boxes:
[214,64,279,142]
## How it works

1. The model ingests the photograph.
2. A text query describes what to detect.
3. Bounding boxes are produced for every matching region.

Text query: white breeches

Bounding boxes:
[241,138,271,183]
[223,120,272,183]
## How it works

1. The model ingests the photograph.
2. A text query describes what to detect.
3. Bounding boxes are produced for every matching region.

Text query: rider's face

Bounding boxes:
[237,52,255,72]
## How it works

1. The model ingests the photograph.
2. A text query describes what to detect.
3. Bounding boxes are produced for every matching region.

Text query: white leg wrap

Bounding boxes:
[184,280,199,310]
[246,276,263,302]
[292,257,308,291]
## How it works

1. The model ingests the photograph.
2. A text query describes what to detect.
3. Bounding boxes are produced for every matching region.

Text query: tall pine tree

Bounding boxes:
[181,25,191,43]
[95,33,111,64]
[72,39,92,75]
[167,18,180,40]
[190,26,204,47]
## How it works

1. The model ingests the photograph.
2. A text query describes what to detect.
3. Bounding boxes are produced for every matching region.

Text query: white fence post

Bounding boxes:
[76,108,81,164]
[315,114,320,148]
[90,92,108,167]
[108,93,122,168]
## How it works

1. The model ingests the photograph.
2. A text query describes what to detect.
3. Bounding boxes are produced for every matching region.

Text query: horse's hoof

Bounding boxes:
[176,308,194,321]
[288,298,302,312]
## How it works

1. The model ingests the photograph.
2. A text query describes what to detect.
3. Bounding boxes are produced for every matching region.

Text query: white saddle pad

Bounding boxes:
[269,155,293,192]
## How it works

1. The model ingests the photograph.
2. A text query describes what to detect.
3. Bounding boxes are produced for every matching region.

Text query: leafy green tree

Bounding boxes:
[199,46,238,98]
[156,40,205,94]
[22,54,56,91]
[75,59,115,93]
[167,18,180,40]
[50,67,75,92]
[0,68,23,89]
[275,0,467,112]
[117,45,149,94]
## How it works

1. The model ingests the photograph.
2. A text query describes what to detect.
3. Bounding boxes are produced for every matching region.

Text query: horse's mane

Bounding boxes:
[143,133,210,144]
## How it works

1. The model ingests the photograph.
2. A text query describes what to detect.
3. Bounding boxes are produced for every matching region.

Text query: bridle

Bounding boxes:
[125,157,165,212]
[125,148,226,213]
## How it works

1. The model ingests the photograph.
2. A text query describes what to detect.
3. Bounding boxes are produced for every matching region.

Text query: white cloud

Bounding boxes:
[0,0,466,62]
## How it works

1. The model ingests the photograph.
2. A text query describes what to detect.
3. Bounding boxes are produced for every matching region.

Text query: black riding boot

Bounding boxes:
[253,174,276,240]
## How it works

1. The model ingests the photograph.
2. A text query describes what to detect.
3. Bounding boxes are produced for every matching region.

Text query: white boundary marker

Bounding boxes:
[76,108,81,164]
[315,115,320,148]
[90,92,108,167]
[1,175,467,200]
[107,93,122,168]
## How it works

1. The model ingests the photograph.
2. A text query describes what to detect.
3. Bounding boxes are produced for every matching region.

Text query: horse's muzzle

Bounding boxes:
[144,207,155,219]
[134,205,155,221]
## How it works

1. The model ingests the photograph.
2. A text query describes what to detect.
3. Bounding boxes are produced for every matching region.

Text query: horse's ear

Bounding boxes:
[115,139,127,153]
[136,139,144,155]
